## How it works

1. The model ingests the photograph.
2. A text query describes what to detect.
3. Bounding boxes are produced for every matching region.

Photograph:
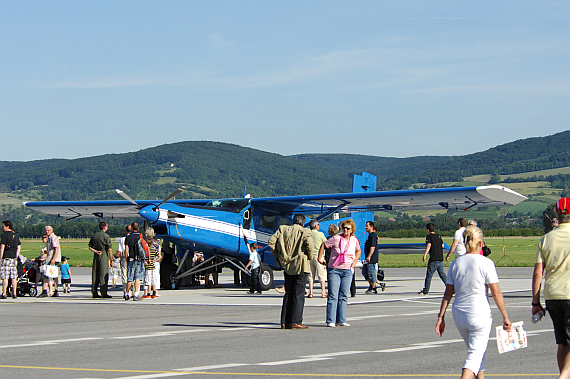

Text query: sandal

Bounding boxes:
[308,294,313,298]
[321,293,327,298]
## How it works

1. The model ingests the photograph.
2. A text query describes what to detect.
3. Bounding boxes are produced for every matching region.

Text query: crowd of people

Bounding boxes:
[2,198,570,378]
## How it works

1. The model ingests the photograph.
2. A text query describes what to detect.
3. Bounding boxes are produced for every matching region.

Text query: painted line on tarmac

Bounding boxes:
[257,357,332,366]
[175,363,250,371]
[0,364,558,377]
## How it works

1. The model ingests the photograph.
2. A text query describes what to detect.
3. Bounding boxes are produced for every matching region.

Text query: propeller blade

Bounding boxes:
[116,189,139,206]
[154,186,186,210]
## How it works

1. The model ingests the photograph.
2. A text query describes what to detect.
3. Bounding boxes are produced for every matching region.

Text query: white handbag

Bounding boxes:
[42,264,59,279]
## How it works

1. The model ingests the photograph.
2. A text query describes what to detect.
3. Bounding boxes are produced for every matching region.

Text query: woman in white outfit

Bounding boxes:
[435,226,512,379]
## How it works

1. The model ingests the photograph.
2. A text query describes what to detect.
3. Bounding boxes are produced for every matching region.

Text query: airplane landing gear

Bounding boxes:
[259,264,273,291]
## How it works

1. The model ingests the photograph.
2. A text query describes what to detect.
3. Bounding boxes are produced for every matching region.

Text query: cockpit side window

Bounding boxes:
[260,215,276,229]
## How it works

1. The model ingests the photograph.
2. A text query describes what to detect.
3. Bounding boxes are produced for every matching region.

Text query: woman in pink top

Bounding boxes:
[318,219,361,327]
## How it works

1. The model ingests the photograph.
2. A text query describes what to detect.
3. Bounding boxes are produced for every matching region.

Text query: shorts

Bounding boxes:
[144,269,155,286]
[546,299,570,346]
[364,263,378,283]
[61,278,71,284]
[308,257,327,282]
[0,258,18,280]
[127,260,145,282]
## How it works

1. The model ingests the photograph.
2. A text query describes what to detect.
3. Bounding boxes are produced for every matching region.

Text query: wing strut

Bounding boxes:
[315,202,350,222]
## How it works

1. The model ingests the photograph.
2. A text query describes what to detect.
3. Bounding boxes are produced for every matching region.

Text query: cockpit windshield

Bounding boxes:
[205,198,250,212]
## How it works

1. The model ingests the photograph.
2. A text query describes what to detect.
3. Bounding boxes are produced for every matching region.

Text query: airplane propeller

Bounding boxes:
[153,186,186,211]
[116,189,140,207]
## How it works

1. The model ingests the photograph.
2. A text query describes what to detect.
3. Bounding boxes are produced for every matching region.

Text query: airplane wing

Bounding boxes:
[24,185,526,219]
[23,199,211,220]
[250,185,527,215]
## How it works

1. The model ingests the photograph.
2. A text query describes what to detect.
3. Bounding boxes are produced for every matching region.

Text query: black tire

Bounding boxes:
[259,264,273,291]
[29,286,37,297]
[17,287,26,297]
[241,271,249,287]
[170,272,181,290]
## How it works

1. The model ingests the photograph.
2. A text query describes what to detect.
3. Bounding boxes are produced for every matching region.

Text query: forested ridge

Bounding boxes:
[1,130,569,237]
[294,130,570,189]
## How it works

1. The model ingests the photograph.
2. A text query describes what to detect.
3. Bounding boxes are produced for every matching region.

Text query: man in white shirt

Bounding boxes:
[446,218,467,262]
[117,225,131,299]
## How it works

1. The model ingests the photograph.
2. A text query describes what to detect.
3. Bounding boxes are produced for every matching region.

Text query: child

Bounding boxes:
[34,235,49,290]
[110,252,121,288]
[142,228,159,299]
[59,256,72,293]
[244,243,262,294]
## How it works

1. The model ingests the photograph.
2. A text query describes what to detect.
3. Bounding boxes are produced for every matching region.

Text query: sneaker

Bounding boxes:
[132,296,142,301]
[0,295,6,299]
[417,290,428,295]
[102,295,112,299]
[141,295,150,299]
[247,291,255,295]
[365,288,374,294]
[380,283,386,292]
[123,294,130,301]
[12,294,17,299]
[372,288,378,294]
[52,291,59,297]
[327,323,336,328]
[337,322,350,327]
[37,292,48,298]
[150,295,157,299]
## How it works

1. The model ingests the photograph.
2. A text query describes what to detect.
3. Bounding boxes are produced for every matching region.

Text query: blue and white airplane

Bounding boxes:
[24,172,526,290]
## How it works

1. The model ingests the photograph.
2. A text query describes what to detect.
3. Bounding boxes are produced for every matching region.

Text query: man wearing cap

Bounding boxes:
[532,197,570,378]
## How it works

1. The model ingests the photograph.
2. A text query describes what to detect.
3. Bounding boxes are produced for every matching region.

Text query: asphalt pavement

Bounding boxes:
[0,267,559,378]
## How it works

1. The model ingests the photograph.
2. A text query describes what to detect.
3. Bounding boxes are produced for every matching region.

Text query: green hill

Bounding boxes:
[1,131,569,233]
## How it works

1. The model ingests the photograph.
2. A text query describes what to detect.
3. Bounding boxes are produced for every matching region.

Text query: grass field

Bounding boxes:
[378,237,539,268]
[20,236,540,268]
[21,238,111,267]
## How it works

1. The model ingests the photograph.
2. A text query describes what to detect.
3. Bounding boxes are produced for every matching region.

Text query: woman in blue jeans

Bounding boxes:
[318,219,361,327]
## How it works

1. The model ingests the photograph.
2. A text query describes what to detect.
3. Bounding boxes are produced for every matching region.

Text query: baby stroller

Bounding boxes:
[16,258,38,297]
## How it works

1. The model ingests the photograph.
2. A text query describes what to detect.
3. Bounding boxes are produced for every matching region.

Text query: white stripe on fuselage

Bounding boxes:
[158,210,271,245]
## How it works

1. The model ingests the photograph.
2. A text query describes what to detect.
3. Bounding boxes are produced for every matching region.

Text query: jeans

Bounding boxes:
[249,267,261,293]
[127,260,145,282]
[281,272,307,326]
[453,309,492,374]
[326,268,352,324]
[421,261,447,294]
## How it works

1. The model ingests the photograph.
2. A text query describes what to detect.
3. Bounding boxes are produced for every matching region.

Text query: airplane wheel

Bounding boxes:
[170,272,181,290]
[259,264,273,291]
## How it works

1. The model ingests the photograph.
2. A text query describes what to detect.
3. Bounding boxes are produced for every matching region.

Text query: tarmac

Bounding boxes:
[0,266,560,379]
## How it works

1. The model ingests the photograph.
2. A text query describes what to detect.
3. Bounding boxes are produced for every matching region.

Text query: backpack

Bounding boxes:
[136,234,150,262]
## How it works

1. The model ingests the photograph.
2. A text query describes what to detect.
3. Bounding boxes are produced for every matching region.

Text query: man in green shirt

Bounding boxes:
[88,221,113,298]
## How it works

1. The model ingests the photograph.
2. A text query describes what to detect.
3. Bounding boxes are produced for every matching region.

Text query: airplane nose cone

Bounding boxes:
[139,205,159,224]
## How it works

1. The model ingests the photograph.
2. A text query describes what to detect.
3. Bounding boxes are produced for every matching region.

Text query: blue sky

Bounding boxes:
[1,1,568,162]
